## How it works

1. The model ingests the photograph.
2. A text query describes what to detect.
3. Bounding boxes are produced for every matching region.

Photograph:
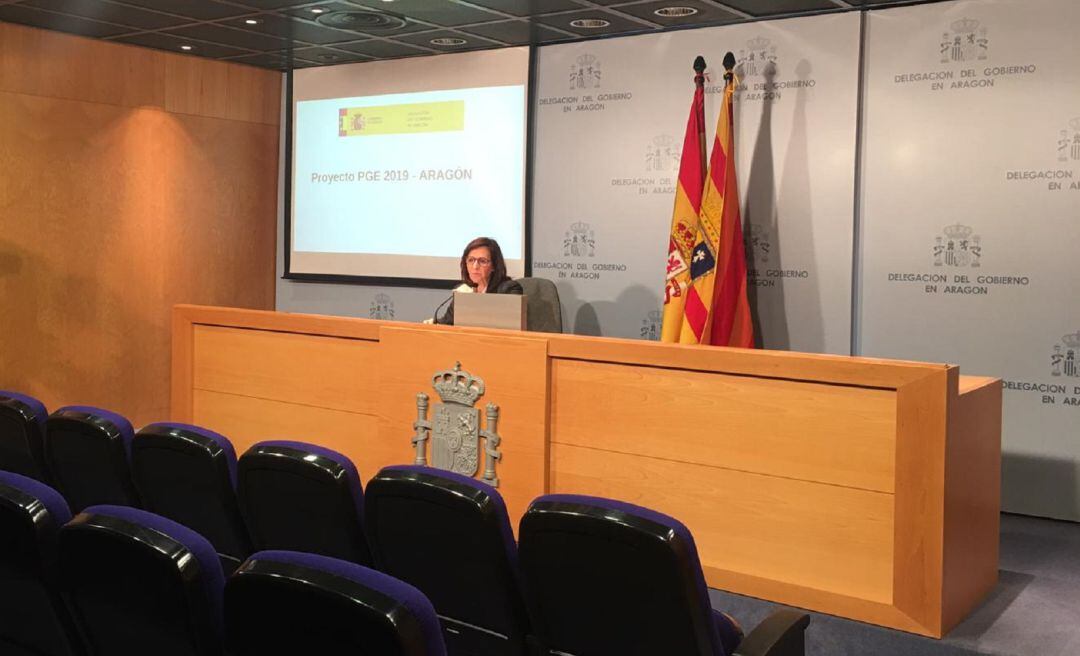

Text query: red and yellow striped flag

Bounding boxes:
[679,59,754,348]
[660,58,708,343]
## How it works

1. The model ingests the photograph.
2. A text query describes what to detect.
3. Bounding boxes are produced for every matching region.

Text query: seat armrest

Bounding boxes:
[732,609,810,656]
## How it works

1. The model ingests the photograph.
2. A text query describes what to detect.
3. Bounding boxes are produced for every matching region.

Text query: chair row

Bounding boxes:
[2,466,809,656]
[0,391,370,571]
[0,471,443,656]
[1,391,811,655]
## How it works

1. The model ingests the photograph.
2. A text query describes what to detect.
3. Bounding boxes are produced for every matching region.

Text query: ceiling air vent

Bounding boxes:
[315,11,408,32]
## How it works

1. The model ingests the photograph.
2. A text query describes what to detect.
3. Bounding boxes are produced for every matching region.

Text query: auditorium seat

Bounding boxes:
[366,465,534,656]
[518,277,563,333]
[58,505,225,656]
[0,471,84,656]
[44,406,139,511]
[226,550,447,656]
[132,422,252,572]
[237,440,372,564]
[518,495,810,656]
[0,390,51,483]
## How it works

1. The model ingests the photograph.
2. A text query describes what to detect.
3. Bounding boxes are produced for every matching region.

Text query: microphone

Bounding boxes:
[432,293,454,324]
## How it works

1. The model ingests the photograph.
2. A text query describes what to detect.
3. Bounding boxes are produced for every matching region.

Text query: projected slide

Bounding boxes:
[291,84,526,279]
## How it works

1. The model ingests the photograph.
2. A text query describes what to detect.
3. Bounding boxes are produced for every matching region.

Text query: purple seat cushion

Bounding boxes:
[534,494,734,656]
[253,440,364,521]
[84,504,226,636]
[0,470,72,528]
[145,422,238,488]
[0,390,48,428]
[379,464,517,567]
[54,406,135,459]
[251,550,446,656]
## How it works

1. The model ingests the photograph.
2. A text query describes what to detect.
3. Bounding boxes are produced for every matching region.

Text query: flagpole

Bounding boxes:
[693,55,708,182]
[660,56,710,343]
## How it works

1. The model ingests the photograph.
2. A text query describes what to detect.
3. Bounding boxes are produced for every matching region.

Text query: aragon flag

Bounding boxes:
[679,54,754,348]
[660,57,708,343]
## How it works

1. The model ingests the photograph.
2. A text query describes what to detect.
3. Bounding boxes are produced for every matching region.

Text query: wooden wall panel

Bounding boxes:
[192,390,384,479]
[193,326,377,415]
[942,377,1002,632]
[551,442,896,604]
[551,359,897,492]
[0,23,165,109]
[0,23,280,427]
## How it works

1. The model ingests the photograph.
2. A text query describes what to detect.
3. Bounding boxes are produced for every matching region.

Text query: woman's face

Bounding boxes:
[466,246,493,286]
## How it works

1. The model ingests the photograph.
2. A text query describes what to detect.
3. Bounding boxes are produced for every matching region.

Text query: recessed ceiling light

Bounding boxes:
[310,7,326,14]
[180,45,193,51]
[569,18,610,29]
[654,6,699,18]
[430,37,467,46]
[244,18,261,25]
[315,10,407,31]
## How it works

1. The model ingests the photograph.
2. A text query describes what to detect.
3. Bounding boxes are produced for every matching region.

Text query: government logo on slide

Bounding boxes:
[940,18,989,64]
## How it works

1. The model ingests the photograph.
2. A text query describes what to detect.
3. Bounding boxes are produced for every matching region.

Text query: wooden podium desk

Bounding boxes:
[171,304,1001,638]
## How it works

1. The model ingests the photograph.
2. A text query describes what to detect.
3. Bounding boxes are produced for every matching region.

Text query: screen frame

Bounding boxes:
[282,47,536,289]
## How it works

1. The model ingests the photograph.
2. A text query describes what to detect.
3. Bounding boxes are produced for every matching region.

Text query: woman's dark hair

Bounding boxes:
[459,236,509,290]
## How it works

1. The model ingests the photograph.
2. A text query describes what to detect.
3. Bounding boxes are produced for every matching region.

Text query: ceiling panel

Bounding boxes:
[456,19,571,45]
[461,0,583,17]
[112,30,251,58]
[23,0,189,30]
[0,0,951,70]
[163,22,292,51]
[0,3,132,37]
[332,38,432,58]
[614,1,742,27]
[533,9,654,37]
[347,0,505,27]
[114,0,250,21]
[717,0,846,16]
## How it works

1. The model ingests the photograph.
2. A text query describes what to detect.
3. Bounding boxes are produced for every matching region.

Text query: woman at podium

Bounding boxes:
[433,236,522,325]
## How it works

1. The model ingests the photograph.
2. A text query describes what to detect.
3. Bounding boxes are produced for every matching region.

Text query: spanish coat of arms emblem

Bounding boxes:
[411,362,503,486]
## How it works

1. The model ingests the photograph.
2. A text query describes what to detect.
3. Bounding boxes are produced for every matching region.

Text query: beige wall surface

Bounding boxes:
[0,23,280,426]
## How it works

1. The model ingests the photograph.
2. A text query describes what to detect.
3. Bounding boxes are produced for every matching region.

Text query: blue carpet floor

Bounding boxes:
[709,513,1080,655]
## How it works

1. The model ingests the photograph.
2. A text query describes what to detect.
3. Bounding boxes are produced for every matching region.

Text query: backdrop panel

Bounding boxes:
[859,0,1080,520]
[532,13,861,353]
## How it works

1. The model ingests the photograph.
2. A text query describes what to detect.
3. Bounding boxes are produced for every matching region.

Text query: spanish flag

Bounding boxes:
[679,56,754,348]
[660,57,708,343]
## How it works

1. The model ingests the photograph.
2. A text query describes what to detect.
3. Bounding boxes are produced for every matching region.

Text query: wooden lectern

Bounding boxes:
[171,305,1000,638]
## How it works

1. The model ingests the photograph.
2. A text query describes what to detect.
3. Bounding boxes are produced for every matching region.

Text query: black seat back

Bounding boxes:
[366,465,532,655]
[0,391,51,483]
[519,494,724,656]
[133,423,251,570]
[58,505,225,656]
[0,472,84,656]
[226,550,447,656]
[44,406,139,511]
[237,441,372,564]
